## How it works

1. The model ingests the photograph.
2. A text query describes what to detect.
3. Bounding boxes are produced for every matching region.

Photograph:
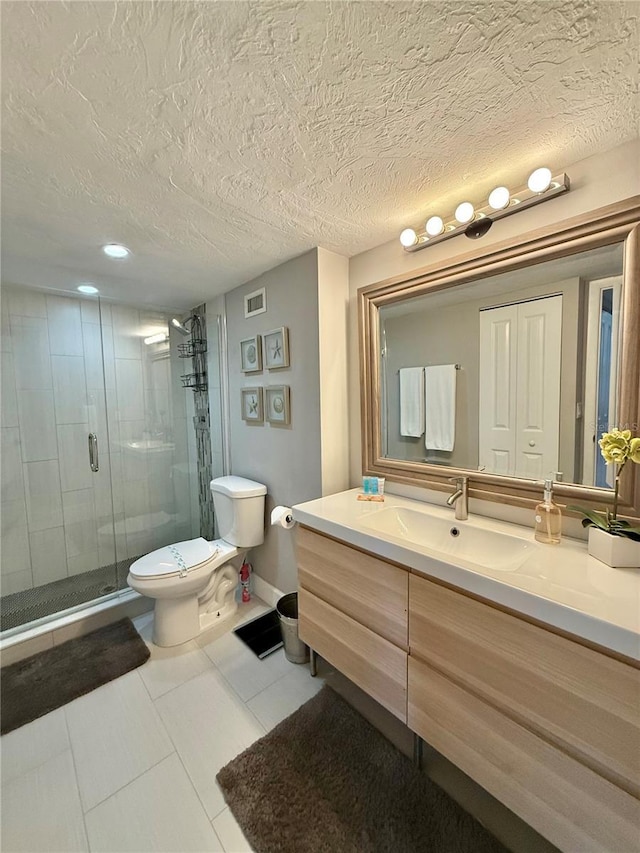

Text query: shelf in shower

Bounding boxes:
[178,339,207,358]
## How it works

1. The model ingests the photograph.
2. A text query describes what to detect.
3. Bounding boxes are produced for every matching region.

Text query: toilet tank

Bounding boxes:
[210,476,267,547]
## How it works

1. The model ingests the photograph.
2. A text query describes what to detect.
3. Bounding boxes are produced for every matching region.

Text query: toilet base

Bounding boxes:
[150,565,240,647]
[152,596,240,647]
[152,597,199,647]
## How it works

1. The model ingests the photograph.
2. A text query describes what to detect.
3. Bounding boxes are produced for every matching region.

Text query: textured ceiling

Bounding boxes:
[1,1,638,310]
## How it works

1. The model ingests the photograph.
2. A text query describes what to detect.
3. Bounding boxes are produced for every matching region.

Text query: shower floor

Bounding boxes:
[0,557,141,632]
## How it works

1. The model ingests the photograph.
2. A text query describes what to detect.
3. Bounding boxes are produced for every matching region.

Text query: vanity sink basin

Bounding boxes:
[359,507,536,571]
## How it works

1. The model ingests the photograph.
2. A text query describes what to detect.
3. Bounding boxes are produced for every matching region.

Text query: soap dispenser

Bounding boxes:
[534,478,562,544]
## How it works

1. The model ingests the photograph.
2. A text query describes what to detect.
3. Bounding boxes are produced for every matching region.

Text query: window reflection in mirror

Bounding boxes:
[379,242,624,488]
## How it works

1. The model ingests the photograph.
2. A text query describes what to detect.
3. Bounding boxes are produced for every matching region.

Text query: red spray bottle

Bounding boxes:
[239,560,251,602]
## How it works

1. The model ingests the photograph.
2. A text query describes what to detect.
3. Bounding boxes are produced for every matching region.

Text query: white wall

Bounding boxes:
[347,139,640,502]
[318,247,350,497]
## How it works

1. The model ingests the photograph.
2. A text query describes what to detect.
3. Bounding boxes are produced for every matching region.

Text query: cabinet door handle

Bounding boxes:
[88,432,99,472]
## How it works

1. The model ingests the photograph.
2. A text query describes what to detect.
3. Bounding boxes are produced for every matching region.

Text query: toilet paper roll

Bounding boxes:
[271,505,295,529]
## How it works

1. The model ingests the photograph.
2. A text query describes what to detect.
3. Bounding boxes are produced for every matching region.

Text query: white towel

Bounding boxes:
[399,367,425,437]
[425,365,457,451]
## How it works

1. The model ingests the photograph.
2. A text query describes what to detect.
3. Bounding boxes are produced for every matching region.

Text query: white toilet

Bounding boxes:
[127,475,267,647]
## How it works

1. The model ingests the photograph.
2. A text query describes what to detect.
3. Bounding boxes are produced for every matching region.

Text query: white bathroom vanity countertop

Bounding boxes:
[292,489,640,661]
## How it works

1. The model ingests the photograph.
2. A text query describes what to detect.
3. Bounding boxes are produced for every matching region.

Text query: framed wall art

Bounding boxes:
[241,387,264,422]
[240,335,262,372]
[263,327,290,370]
[266,385,290,425]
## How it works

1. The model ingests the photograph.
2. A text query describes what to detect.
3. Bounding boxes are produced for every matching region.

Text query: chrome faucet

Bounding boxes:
[446,476,469,520]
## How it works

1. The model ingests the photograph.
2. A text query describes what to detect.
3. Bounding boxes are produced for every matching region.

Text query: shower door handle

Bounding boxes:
[88,433,99,473]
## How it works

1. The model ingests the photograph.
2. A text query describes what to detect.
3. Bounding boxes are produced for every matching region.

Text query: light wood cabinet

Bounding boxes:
[296,526,408,722]
[298,587,407,720]
[408,656,640,853]
[295,526,640,851]
[409,574,640,797]
[296,526,408,648]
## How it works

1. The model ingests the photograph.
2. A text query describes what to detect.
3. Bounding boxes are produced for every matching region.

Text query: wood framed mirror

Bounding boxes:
[359,197,640,519]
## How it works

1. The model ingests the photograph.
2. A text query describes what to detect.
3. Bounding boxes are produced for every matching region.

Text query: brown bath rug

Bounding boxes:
[217,685,507,853]
[1,617,150,734]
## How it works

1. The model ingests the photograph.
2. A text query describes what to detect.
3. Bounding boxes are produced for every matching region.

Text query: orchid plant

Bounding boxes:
[569,429,640,541]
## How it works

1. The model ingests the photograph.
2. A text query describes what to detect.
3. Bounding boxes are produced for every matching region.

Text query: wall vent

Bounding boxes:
[244,287,266,318]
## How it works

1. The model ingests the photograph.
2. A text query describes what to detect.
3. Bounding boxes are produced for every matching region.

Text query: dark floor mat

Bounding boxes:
[1,617,150,734]
[217,685,507,853]
[233,609,283,658]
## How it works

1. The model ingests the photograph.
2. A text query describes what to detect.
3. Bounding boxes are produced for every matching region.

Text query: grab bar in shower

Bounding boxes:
[88,432,99,473]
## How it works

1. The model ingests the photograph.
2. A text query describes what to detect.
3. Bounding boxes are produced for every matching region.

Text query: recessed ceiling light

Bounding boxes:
[102,243,130,259]
[77,284,99,295]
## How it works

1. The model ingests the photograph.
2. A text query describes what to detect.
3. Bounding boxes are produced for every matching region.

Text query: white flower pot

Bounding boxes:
[587,526,640,568]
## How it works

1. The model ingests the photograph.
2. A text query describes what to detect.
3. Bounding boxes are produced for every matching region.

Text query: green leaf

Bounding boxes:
[610,521,640,542]
[567,507,609,530]
[565,506,640,540]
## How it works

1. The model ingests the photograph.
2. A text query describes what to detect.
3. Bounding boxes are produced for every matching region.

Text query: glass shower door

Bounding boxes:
[0,286,118,632]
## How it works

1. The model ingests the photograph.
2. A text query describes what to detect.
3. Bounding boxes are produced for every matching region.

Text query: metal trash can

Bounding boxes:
[276,592,309,664]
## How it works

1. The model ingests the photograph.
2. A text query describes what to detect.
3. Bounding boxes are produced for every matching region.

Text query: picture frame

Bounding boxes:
[265,385,290,425]
[241,387,263,422]
[263,327,290,370]
[240,335,262,373]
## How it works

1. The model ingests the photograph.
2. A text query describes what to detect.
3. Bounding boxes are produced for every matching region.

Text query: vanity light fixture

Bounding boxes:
[425,216,445,237]
[488,186,510,210]
[102,243,130,259]
[400,168,570,252]
[77,284,99,295]
[454,202,475,224]
[400,228,418,247]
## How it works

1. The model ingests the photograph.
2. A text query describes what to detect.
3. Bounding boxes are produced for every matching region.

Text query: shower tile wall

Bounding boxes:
[0,287,199,598]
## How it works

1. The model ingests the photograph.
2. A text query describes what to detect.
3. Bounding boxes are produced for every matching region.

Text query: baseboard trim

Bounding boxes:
[252,574,286,609]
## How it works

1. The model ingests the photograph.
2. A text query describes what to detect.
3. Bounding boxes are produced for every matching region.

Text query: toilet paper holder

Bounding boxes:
[271,506,295,529]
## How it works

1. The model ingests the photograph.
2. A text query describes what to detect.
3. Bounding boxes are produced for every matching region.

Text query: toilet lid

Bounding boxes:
[129,538,235,579]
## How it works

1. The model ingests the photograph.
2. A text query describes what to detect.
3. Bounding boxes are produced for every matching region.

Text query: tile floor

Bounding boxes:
[0,598,325,852]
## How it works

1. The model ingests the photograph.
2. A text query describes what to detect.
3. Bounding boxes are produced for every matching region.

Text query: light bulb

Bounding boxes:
[455,202,475,224]
[77,284,99,295]
[488,186,510,210]
[425,216,444,237]
[400,228,418,247]
[527,167,552,194]
[102,243,130,259]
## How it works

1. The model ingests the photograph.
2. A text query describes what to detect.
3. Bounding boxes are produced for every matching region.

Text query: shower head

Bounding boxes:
[171,318,190,336]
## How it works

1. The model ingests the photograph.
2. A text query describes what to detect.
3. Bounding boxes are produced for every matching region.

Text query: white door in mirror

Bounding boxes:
[479,295,562,479]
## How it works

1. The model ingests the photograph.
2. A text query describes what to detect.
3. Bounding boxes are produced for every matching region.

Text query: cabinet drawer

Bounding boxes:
[299,587,407,722]
[408,657,640,853]
[409,574,640,797]
[296,526,408,648]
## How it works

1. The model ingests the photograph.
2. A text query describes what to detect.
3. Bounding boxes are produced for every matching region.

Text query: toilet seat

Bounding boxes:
[129,537,238,581]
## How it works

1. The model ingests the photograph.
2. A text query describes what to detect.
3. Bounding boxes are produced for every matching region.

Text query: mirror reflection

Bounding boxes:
[380,242,624,488]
